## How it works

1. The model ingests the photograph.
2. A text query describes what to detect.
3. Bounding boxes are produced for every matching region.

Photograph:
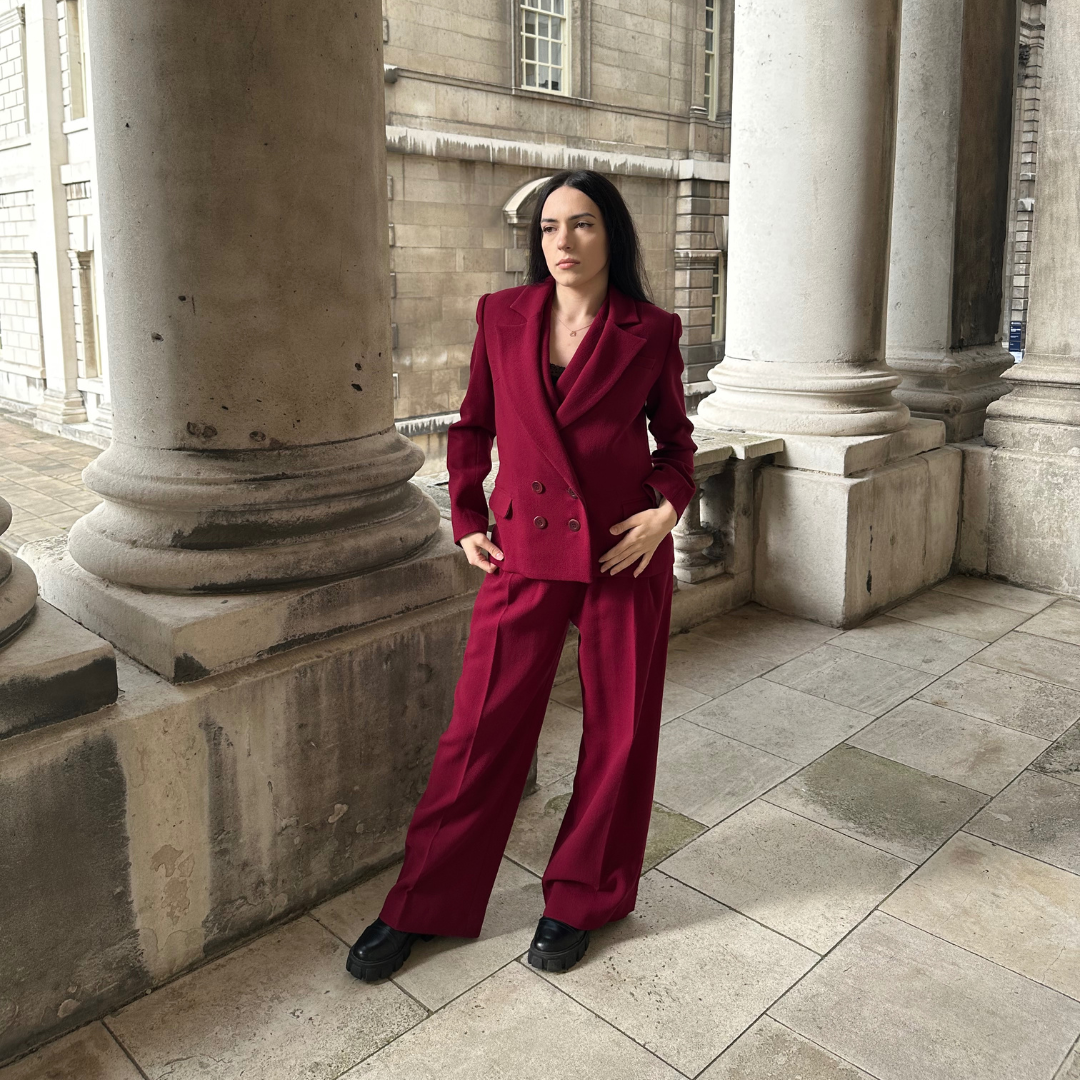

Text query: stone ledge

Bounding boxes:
[0,601,118,738]
[771,417,946,476]
[21,523,481,684]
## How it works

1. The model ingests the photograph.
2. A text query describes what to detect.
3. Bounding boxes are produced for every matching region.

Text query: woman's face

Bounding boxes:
[540,185,609,289]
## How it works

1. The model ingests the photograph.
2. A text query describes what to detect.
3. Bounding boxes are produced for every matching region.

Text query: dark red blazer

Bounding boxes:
[446,278,698,582]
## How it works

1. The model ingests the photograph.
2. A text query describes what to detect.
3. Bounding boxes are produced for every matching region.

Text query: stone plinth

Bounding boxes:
[752,423,961,627]
[23,524,479,683]
[0,601,117,737]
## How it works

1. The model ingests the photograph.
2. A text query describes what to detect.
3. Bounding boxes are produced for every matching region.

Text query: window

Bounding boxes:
[521,0,567,95]
[703,0,716,119]
[711,261,725,342]
[60,0,89,121]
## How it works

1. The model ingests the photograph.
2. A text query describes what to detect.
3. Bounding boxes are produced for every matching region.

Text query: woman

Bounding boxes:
[347,169,697,981]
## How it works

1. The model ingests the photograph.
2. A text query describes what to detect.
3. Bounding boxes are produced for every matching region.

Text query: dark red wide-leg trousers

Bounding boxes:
[379,565,673,937]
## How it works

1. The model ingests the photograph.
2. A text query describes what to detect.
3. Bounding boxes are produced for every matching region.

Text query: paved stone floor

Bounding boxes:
[4,576,1080,1078]
[0,416,102,552]
[4,417,1080,1079]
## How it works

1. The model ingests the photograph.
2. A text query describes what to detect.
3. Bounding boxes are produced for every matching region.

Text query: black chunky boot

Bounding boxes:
[346,918,435,982]
[527,916,590,973]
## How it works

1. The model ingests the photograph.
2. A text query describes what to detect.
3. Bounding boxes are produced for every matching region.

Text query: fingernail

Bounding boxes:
[495,553,504,560]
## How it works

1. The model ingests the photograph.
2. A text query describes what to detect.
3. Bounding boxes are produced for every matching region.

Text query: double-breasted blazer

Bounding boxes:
[446,278,698,582]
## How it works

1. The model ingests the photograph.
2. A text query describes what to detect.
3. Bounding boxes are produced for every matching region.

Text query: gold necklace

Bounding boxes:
[553,310,597,338]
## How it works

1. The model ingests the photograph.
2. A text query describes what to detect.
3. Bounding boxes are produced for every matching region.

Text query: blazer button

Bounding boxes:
[532,480,544,493]
[534,515,548,529]
[567,487,578,499]
[567,518,581,531]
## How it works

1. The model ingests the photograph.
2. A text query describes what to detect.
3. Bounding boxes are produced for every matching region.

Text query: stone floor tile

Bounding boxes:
[504,776,705,877]
[830,615,984,675]
[917,660,1080,739]
[690,602,843,664]
[549,674,711,725]
[343,962,682,1079]
[771,911,1080,1080]
[503,776,574,875]
[1032,722,1080,788]
[684,679,874,764]
[0,1024,141,1080]
[967,771,1080,875]
[536,700,583,786]
[763,744,988,863]
[654,718,798,825]
[847,698,1049,795]
[1022,600,1080,649]
[41,509,82,531]
[934,576,1057,613]
[313,857,542,1011]
[1056,1039,1080,1080]
[660,799,913,952]
[700,1016,877,1080]
[977,632,1080,692]
[3,491,70,516]
[106,915,425,1080]
[886,590,1029,642]
[764,645,936,717]
[532,871,817,1077]
[882,831,1080,1000]
[663,631,778,698]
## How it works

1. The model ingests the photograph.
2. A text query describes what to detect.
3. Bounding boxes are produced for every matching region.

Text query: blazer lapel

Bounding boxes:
[494,281,583,492]
[554,286,648,429]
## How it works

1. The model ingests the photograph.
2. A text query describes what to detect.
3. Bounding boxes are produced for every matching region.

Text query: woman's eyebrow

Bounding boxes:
[540,212,596,223]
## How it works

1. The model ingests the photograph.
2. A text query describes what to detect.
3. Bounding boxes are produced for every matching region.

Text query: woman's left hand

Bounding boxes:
[600,498,679,577]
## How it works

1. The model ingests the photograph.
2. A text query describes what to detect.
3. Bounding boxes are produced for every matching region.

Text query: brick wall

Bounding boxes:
[0,250,42,380]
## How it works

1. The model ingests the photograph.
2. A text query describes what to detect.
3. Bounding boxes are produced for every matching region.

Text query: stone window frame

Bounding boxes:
[503,175,552,281]
[510,0,590,101]
[703,0,717,120]
[518,0,569,95]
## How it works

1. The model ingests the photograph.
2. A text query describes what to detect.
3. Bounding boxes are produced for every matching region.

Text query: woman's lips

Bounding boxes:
[557,259,579,268]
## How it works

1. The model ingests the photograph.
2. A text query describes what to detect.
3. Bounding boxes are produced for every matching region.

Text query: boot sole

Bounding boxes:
[527,931,590,973]
[346,934,435,983]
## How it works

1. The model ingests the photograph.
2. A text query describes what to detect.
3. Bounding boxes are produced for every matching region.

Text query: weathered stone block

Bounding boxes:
[754,447,962,627]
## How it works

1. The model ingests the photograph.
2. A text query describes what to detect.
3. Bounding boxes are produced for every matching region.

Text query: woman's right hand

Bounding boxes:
[461,532,504,574]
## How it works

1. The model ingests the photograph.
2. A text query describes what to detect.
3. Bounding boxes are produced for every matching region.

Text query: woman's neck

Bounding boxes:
[552,271,609,326]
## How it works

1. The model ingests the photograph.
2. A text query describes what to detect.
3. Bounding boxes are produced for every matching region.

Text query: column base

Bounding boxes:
[0,554,38,646]
[699,355,910,437]
[34,388,88,429]
[752,425,961,627]
[889,344,1014,442]
[22,521,480,682]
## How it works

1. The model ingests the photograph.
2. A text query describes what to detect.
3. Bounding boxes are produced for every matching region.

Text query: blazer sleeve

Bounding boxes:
[642,312,698,522]
[446,293,496,545]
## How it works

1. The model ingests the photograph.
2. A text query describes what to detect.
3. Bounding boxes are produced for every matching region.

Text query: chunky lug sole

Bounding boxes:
[527,930,590,973]
[346,933,435,983]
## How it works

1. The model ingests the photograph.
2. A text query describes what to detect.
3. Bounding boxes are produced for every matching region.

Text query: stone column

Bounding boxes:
[697,0,908,437]
[26,0,85,431]
[982,0,1080,595]
[0,499,37,645]
[69,0,440,592]
[692,0,964,626]
[886,0,1016,442]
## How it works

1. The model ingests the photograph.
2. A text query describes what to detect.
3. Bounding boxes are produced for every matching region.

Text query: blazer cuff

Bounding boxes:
[643,467,696,522]
[452,508,492,546]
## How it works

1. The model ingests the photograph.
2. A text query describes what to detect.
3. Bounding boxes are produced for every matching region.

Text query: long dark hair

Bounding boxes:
[524,170,652,303]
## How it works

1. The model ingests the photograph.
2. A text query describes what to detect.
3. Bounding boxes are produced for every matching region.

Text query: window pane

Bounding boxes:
[525,12,535,33]
[540,0,551,10]
[525,37,535,59]
[551,41,561,65]
[538,14,548,35]
[525,64,536,86]
[551,74,561,90]
[553,0,563,12]
[539,38,549,62]
[551,19,561,40]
